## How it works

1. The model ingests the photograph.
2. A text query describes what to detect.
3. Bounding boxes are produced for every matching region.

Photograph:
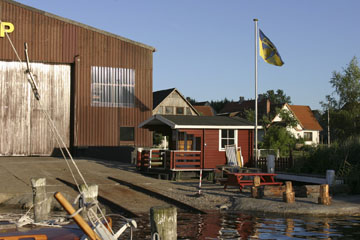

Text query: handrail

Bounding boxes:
[138,149,203,171]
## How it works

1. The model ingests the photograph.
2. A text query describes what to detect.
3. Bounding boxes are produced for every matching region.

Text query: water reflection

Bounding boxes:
[116,211,360,239]
[2,208,360,239]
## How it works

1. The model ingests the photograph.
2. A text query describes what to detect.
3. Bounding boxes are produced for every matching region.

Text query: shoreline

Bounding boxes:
[0,157,359,218]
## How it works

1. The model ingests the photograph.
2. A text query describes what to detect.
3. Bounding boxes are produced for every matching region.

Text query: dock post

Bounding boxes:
[198,169,203,196]
[318,184,332,205]
[283,181,295,203]
[31,178,50,222]
[150,205,177,240]
[251,176,263,198]
[79,184,99,219]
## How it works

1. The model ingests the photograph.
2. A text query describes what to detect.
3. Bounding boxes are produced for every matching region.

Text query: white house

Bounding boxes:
[272,104,323,145]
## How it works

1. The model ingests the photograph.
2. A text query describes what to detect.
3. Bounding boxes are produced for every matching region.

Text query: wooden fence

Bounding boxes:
[137,149,202,171]
[250,157,293,172]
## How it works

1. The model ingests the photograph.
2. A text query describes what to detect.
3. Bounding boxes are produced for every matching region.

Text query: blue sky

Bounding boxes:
[16,0,360,110]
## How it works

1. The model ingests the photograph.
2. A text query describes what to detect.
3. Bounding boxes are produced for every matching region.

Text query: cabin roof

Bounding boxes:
[139,115,256,130]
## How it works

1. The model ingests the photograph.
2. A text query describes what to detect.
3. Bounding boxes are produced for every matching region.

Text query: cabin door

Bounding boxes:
[177,132,202,151]
[177,131,203,168]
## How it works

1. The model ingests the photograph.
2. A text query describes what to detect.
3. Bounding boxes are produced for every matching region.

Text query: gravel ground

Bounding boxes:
[1,157,360,217]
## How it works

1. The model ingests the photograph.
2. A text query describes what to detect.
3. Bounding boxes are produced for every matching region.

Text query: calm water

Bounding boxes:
[2,209,360,239]
[116,211,360,239]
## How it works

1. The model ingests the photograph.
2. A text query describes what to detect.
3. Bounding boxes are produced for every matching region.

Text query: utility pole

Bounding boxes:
[327,105,330,147]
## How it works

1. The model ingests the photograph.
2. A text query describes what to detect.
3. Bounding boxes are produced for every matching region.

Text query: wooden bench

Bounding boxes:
[223,172,282,191]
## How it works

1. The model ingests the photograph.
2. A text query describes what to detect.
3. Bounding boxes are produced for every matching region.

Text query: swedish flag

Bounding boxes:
[259,29,284,66]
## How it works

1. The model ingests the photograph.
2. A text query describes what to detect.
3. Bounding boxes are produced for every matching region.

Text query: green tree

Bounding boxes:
[265,89,291,105]
[330,57,360,108]
[210,98,230,113]
[260,108,301,156]
[321,57,360,141]
[186,96,197,105]
[153,132,163,146]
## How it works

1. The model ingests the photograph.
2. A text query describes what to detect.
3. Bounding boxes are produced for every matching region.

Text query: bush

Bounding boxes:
[290,136,360,193]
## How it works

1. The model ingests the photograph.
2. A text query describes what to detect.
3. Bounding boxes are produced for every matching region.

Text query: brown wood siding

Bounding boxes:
[0,0,154,151]
[203,129,253,169]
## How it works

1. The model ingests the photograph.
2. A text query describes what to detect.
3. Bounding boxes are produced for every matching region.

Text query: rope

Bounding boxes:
[1,18,103,224]
[1,25,88,192]
[0,19,142,238]
[14,205,70,228]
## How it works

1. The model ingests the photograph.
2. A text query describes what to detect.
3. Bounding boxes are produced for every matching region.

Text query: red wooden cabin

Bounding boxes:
[138,115,254,175]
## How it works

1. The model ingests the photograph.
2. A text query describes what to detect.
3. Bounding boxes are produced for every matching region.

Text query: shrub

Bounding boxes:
[290,136,360,193]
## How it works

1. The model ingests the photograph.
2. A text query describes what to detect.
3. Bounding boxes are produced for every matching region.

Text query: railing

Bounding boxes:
[137,149,202,171]
[137,149,165,169]
[171,151,202,170]
[251,157,293,172]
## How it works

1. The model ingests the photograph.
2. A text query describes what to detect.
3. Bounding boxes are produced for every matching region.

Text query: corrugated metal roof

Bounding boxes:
[0,0,155,148]
[4,0,156,52]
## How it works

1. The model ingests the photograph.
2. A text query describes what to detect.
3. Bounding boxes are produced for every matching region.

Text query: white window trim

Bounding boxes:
[218,129,238,151]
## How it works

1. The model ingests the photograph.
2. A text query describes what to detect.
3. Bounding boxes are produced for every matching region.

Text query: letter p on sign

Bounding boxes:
[1,22,14,37]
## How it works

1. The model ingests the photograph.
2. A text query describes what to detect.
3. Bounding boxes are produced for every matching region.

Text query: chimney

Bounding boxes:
[266,99,270,114]
[239,96,245,103]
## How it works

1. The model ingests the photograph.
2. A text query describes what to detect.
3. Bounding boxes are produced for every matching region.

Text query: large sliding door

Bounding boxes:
[0,61,70,156]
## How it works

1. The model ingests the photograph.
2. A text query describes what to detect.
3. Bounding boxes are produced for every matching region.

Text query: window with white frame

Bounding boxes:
[219,129,237,150]
[91,66,135,107]
[304,132,313,141]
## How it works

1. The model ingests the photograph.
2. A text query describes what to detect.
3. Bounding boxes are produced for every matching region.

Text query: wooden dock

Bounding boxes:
[275,173,343,185]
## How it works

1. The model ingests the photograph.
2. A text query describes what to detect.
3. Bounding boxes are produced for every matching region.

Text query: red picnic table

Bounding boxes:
[222,172,282,191]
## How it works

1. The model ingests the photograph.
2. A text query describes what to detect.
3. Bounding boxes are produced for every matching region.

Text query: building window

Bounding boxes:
[165,106,174,114]
[91,66,135,107]
[120,127,134,141]
[219,129,237,150]
[177,132,196,150]
[186,107,192,115]
[157,106,163,114]
[176,107,184,115]
[304,132,313,141]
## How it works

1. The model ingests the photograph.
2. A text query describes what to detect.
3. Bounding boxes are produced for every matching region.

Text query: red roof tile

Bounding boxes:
[193,106,215,116]
[288,105,323,131]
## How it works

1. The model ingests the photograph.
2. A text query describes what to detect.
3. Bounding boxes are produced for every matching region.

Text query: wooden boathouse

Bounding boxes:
[0,0,155,156]
[138,115,255,177]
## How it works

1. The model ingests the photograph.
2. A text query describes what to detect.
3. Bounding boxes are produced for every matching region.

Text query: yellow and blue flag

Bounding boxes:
[259,29,284,66]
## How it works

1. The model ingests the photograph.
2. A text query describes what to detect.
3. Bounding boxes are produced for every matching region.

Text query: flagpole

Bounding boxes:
[253,18,258,167]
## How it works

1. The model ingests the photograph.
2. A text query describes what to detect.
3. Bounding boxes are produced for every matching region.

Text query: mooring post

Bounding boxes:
[283,181,295,203]
[251,176,263,198]
[198,169,203,195]
[150,205,177,240]
[79,184,99,219]
[318,184,331,205]
[31,177,50,222]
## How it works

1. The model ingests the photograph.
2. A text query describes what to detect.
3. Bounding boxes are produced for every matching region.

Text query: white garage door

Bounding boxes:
[0,61,70,156]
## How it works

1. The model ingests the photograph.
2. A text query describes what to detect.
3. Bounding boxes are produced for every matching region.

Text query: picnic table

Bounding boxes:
[222,172,282,191]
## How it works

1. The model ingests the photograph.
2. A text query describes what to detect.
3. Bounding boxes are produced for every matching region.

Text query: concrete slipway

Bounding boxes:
[0,157,360,217]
